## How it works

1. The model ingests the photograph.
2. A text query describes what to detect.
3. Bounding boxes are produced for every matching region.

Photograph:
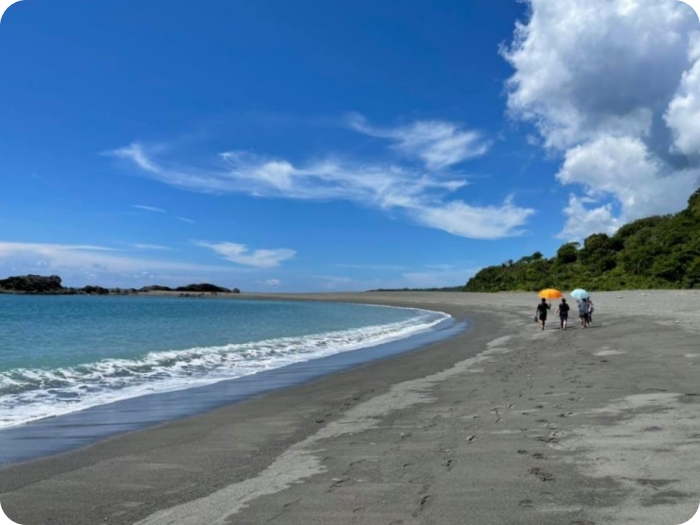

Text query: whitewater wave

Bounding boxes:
[0,308,449,429]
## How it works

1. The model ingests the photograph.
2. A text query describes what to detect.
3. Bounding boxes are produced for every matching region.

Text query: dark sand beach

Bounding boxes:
[2,290,700,525]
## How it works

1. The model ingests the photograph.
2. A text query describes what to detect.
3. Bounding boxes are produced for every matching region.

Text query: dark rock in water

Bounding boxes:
[0,274,237,296]
[0,274,64,293]
[138,285,173,292]
[80,285,109,295]
[175,283,230,293]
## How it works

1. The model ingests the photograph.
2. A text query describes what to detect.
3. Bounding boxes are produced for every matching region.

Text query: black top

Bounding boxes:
[558,302,570,314]
[537,303,550,314]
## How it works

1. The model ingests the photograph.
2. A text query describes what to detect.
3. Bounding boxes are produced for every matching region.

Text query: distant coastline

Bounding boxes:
[0,274,241,296]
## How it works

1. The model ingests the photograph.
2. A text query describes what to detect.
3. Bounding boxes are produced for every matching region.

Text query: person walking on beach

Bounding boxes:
[577,299,589,328]
[586,297,594,325]
[536,298,551,330]
[555,298,570,330]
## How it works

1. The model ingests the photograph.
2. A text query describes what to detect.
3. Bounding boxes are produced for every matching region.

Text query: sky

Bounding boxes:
[1,0,699,291]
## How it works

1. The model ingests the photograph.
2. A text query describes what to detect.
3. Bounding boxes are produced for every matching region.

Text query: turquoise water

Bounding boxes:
[0,295,448,429]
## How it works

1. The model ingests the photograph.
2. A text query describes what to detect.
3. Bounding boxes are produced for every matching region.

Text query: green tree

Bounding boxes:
[465,186,700,292]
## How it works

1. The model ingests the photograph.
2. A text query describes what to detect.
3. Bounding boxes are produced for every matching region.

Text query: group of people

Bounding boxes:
[535,296,594,330]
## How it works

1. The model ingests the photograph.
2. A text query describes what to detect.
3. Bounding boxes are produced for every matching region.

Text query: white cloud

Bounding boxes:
[557,135,699,222]
[108,142,534,240]
[410,198,534,240]
[666,52,700,156]
[0,242,239,276]
[558,195,620,241]
[348,114,491,169]
[195,241,296,268]
[265,278,281,286]
[177,217,195,224]
[133,204,166,213]
[503,0,700,239]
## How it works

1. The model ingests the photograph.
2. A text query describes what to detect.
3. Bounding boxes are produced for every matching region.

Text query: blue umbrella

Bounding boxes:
[571,288,590,300]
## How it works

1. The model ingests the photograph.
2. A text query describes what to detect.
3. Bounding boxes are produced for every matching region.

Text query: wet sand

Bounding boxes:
[2,290,700,525]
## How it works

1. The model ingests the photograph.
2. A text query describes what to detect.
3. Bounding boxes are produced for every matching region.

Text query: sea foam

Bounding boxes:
[0,308,448,429]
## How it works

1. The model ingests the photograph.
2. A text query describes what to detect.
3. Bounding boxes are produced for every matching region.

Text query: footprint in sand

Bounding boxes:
[528,466,554,481]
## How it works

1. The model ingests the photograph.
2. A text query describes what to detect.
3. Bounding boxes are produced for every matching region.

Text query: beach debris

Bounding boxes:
[517,449,528,454]
[466,435,476,442]
[519,499,534,507]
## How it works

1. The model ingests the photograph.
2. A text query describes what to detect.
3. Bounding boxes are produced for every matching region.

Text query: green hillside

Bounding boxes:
[465,188,700,292]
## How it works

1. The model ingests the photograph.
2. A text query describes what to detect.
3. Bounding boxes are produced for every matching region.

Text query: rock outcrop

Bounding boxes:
[174,283,230,293]
[0,274,64,293]
[0,275,238,295]
[138,285,173,293]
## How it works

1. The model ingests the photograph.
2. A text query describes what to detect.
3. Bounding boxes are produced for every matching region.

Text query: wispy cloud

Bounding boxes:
[195,241,296,268]
[347,114,491,170]
[0,242,236,274]
[133,205,166,213]
[265,278,281,286]
[177,217,195,224]
[132,243,173,251]
[107,138,534,240]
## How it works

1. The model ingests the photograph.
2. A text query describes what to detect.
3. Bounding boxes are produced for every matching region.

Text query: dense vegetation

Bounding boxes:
[465,188,700,292]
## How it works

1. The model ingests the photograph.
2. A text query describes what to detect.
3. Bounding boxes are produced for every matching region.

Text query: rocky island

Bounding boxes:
[0,275,240,295]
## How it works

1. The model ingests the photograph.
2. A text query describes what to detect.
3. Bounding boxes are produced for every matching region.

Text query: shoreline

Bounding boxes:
[2,291,700,525]
[0,305,462,466]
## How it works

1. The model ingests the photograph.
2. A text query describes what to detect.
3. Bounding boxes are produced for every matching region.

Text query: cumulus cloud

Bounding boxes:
[348,114,491,169]
[195,241,296,268]
[503,0,700,239]
[666,43,700,157]
[556,135,698,234]
[108,136,534,240]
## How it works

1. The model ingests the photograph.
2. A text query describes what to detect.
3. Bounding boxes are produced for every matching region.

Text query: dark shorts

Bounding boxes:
[560,313,568,320]
[539,314,547,321]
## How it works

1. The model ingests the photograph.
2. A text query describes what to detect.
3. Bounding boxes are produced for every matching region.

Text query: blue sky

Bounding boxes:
[1,0,699,291]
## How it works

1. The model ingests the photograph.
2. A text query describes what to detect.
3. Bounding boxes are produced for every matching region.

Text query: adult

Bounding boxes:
[555,298,570,330]
[577,299,589,328]
[587,297,594,325]
[535,298,551,330]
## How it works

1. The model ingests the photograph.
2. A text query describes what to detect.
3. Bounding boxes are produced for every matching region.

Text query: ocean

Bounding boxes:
[0,295,450,438]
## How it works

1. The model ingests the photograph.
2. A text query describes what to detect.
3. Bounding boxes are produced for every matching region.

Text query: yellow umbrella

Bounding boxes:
[538,288,563,300]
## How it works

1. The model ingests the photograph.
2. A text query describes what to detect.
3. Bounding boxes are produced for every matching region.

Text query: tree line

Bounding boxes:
[465,188,700,292]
